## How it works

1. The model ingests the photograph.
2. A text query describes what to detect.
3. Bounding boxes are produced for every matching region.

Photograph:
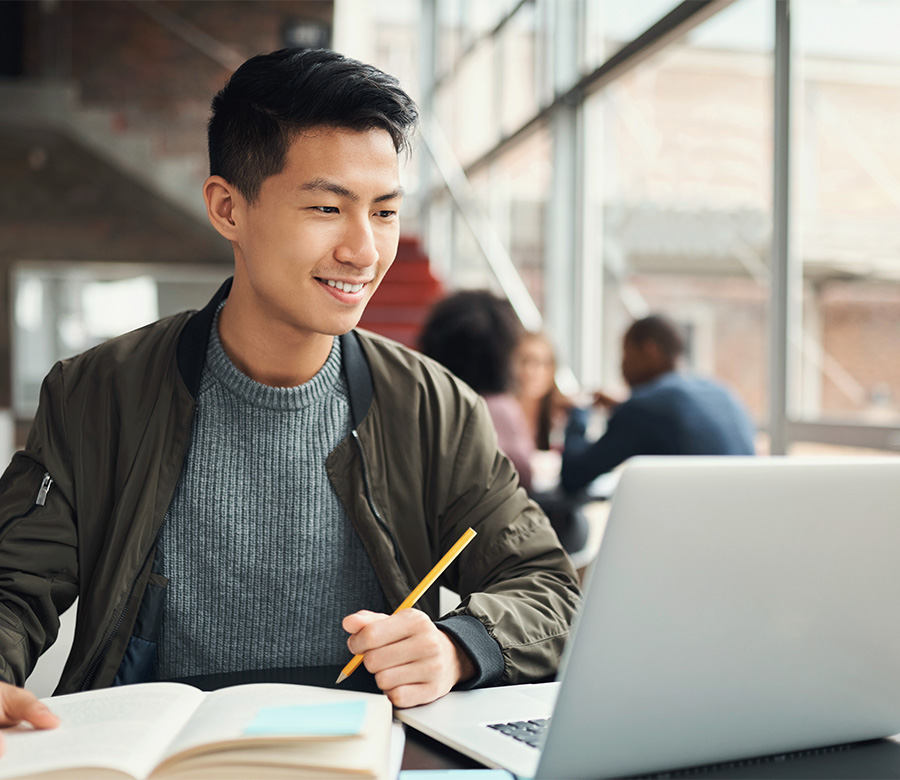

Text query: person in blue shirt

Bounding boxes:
[561,315,756,494]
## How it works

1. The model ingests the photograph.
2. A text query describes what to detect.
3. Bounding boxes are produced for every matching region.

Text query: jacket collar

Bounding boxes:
[176,276,373,427]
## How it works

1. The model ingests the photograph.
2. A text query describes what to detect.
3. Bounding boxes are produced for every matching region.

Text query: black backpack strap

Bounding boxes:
[177,277,233,398]
[340,331,374,428]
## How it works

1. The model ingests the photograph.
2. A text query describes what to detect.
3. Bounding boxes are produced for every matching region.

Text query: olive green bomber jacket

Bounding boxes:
[0,279,581,694]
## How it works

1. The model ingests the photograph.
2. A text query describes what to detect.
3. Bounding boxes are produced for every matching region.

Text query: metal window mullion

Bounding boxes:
[417,0,438,241]
[769,0,793,455]
[544,0,580,379]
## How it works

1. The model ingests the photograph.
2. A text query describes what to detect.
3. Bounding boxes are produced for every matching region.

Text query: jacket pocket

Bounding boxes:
[112,570,168,686]
[0,462,56,540]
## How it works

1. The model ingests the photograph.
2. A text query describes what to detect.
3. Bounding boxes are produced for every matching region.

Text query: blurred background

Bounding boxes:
[1,0,899,463]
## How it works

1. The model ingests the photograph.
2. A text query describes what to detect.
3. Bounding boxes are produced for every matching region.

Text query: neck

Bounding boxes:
[632,368,672,389]
[518,394,540,417]
[217,297,335,387]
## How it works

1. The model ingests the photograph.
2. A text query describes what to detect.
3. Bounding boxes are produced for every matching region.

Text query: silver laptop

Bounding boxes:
[398,456,900,779]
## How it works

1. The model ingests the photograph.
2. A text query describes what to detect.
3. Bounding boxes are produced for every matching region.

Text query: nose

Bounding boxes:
[334,216,379,268]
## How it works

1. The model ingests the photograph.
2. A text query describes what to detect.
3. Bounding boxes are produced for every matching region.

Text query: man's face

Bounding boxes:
[621,336,659,388]
[229,126,402,340]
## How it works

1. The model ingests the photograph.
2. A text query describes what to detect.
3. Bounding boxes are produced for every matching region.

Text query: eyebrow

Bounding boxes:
[298,178,404,204]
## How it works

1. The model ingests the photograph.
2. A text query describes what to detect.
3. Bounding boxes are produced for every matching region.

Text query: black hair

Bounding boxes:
[208,48,419,202]
[625,315,685,360]
[419,290,523,396]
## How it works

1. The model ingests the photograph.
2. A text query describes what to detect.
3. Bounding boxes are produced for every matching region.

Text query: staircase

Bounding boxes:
[0,80,209,223]
[358,236,444,349]
[0,80,445,349]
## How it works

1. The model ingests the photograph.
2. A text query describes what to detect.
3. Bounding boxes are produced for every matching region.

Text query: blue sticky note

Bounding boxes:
[244,700,367,737]
[399,772,517,779]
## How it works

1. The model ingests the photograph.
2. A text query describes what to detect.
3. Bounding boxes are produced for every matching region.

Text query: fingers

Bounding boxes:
[344,610,466,708]
[0,684,59,730]
[363,620,445,679]
[341,610,389,637]
[0,684,59,756]
[592,390,620,410]
[345,609,423,656]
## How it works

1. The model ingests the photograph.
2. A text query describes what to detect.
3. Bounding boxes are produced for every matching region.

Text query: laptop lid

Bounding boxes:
[538,455,900,778]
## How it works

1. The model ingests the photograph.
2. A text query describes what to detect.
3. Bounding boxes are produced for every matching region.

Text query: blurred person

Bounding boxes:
[561,315,756,494]
[513,332,573,451]
[419,290,536,493]
[0,48,581,745]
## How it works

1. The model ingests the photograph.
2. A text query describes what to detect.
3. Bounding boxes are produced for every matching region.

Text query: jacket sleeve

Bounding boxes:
[0,363,78,686]
[438,397,582,685]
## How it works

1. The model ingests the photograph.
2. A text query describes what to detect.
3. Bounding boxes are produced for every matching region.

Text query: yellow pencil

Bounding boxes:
[335,526,478,684]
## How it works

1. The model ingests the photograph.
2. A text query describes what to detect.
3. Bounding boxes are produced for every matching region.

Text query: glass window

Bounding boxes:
[12,263,229,417]
[442,38,500,165]
[499,2,539,135]
[792,0,900,426]
[460,0,512,47]
[583,0,773,425]
[581,0,683,75]
[480,128,552,310]
[436,0,464,76]
[431,127,551,314]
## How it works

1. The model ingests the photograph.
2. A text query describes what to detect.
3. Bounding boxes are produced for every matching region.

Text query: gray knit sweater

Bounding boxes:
[154,312,387,679]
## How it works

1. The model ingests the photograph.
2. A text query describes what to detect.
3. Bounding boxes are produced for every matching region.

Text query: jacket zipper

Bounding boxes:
[351,429,402,567]
[36,473,54,506]
[0,471,54,536]
[79,539,156,691]
[81,426,395,688]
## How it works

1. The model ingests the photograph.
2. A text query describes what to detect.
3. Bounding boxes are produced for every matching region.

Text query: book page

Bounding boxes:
[0,683,205,780]
[157,684,391,775]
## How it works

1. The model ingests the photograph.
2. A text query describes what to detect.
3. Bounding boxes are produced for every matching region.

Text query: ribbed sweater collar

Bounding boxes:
[204,303,344,412]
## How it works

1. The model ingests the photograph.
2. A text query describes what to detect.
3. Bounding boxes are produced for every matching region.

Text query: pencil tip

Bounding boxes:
[335,672,347,684]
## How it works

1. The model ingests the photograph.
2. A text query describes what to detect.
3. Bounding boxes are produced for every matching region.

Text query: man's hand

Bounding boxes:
[592,389,622,411]
[0,682,60,756]
[342,609,475,708]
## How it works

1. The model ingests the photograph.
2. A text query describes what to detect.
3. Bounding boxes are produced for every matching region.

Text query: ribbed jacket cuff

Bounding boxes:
[436,614,504,689]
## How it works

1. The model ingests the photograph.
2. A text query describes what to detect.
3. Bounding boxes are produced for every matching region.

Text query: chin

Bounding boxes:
[324,314,366,336]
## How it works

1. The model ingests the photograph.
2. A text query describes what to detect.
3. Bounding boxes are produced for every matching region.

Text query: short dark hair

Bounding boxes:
[208,48,419,202]
[419,290,523,396]
[625,315,685,360]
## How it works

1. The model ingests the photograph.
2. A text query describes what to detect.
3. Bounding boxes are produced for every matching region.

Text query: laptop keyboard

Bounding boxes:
[487,718,550,748]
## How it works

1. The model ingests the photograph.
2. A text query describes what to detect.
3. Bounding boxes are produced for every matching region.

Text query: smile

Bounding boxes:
[320,278,367,293]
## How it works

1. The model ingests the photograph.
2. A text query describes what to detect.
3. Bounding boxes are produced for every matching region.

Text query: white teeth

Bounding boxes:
[324,279,364,293]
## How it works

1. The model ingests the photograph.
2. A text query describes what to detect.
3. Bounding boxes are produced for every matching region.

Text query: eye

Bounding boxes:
[312,206,339,214]
[375,209,397,219]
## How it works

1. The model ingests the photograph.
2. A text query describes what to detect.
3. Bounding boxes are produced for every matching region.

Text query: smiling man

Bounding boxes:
[0,49,580,745]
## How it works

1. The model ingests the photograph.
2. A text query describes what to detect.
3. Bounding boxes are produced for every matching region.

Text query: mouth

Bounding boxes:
[315,276,373,301]
[319,278,367,293]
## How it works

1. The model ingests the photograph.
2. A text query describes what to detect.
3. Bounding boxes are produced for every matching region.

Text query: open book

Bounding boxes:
[0,682,393,779]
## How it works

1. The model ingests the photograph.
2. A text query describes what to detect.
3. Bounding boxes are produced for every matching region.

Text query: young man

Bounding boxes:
[0,49,581,743]
[561,314,756,493]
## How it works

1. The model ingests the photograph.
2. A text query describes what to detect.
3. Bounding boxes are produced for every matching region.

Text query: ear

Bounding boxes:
[204,175,240,241]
